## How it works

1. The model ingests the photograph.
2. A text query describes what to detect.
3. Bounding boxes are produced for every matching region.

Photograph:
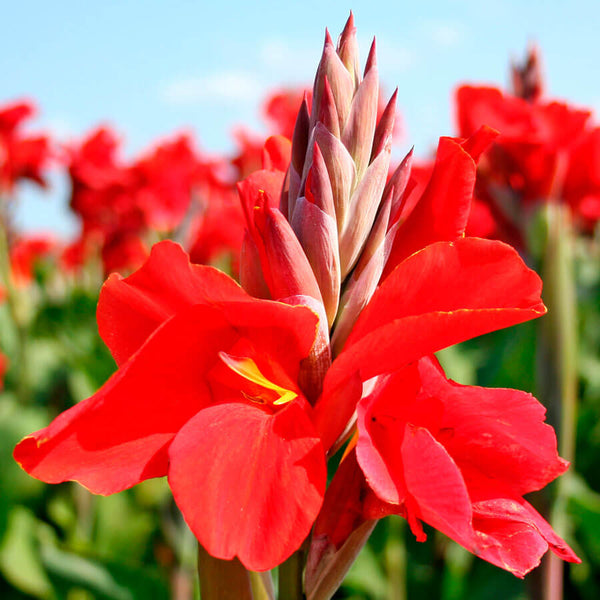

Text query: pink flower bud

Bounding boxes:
[339,135,391,276]
[292,197,340,326]
[342,40,379,180]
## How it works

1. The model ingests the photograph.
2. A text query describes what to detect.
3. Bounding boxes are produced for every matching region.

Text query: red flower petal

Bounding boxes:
[14,304,235,494]
[417,357,568,498]
[352,354,580,574]
[401,424,474,544]
[98,240,253,365]
[15,295,319,495]
[355,367,429,504]
[352,237,544,345]
[168,401,326,571]
[316,238,545,449]
[385,135,477,269]
[472,498,581,577]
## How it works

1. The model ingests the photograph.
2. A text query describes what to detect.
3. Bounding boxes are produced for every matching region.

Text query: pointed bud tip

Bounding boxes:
[365,39,377,73]
[380,89,398,119]
[340,11,356,39]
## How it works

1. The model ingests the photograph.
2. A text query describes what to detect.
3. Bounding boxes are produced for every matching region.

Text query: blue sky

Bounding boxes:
[3,0,599,235]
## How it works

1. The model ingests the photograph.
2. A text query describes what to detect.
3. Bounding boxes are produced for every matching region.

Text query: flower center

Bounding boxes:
[219,351,297,406]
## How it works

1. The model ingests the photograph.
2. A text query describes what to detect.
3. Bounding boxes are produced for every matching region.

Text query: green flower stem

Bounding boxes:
[0,204,30,403]
[279,548,305,600]
[197,543,254,600]
[538,202,578,600]
[249,571,275,600]
[385,516,406,600]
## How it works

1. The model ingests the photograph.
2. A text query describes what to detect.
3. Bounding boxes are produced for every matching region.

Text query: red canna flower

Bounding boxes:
[561,126,600,229]
[355,356,579,577]
[457,84,591,204]
[9,233,58,285]
[14,241,326,571]
[67,126,246,273]
[14,17,578,587]
[456,47,600,238]
[130,133,201,231]
[0,100,51,194]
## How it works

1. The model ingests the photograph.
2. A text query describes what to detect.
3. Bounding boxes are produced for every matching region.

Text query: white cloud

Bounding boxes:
[423,20,465,48]
[161,71,265,106]
[258,38,319,81]
[378,41,416,73]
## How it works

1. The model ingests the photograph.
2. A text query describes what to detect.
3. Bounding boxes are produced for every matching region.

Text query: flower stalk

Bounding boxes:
[197,544,254,600]
[278,547,305,600]
[537,201,578,600]
[0,198,30,403]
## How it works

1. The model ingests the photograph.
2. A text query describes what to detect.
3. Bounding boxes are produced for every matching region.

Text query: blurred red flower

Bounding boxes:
[67,127,246,273]
[0,351,7,391]
[0,100,51,193]
[456,50,600,238]
[10,234,58,285]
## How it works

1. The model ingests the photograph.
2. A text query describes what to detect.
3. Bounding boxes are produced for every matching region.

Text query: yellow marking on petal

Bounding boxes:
[341,429,358,462]
[219,352,297,406]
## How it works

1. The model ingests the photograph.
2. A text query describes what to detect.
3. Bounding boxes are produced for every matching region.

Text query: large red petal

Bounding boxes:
[98,240,249,365]
[14,304,237,494]
[168,401,326,571]
[351,238,544,345]
[385,136,476,271]
[355,369,423,505]
[15,296,319,495]
[417,358,568,498]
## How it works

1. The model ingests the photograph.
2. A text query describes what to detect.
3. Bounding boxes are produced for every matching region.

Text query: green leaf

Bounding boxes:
[93,493,156,561]
[342,541,387,599]
[41,545,169,600]
[0,398,47,538]
[0,507,54,599]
